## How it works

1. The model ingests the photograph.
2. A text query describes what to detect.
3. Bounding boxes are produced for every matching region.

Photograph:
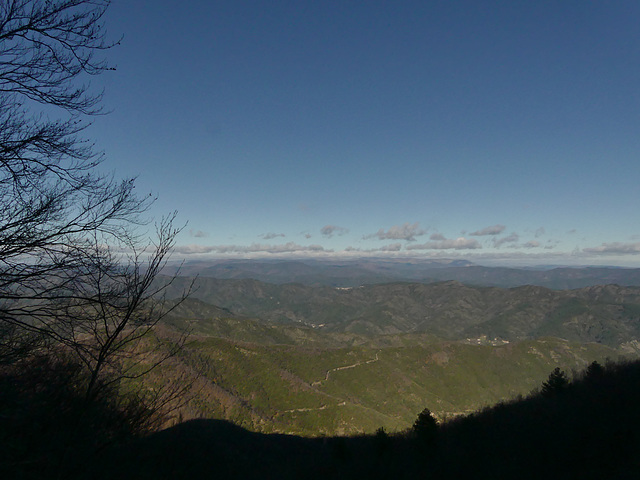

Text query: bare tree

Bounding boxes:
[0,6,196,477]
[0,0,189,402]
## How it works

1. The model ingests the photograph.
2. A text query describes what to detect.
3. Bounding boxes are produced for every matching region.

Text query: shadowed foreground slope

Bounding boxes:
[94,359,640,480]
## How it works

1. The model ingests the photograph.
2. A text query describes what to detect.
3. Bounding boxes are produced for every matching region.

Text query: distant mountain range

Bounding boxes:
[163,258,640,289]
[163,277,640,347]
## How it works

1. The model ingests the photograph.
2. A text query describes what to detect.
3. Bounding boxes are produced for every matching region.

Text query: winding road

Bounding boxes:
[281,352,381,414]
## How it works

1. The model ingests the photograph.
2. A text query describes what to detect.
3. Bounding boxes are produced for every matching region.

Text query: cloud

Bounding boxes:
[470,225,506,236]
[407,237,481,250]
[544,239,560,250]
[535,227,546,238]
[429,233,446,241]
[189,229,209,238]
[523,240,540,249]
[493,233,520,248]
[321,225,349,238]
[174,242,330,255]
[260,232,285,240]
[173,244,217,254]
[344,243,402,253]
[583,242,640,255]
[170,241,640,266]
[365,222,426,242]
[304,233,312,239]
[360,243,404,253]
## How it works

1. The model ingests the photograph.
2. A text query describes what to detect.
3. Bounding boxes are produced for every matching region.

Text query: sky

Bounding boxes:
[88,0,640,266]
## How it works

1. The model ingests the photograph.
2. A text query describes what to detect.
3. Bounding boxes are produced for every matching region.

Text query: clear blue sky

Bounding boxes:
[90,0,640,266]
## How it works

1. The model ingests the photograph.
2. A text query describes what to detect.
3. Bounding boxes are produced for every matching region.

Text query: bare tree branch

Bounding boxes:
[0,0,190,403]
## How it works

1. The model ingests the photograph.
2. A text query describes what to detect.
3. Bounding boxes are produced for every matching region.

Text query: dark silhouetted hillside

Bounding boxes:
[91,359,640,480]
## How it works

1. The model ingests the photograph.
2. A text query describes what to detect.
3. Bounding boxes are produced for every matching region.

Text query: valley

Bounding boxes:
[149,265,640,435]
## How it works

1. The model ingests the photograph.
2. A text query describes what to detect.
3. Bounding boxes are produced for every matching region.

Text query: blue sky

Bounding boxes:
[90,1,640,266]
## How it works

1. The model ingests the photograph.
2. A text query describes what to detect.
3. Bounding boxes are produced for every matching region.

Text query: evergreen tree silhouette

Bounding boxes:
[585,361,604,380]
[541,367,569,397]
[413,408,438,446]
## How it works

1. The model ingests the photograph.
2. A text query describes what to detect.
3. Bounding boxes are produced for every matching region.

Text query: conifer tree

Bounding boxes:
[413,407,438,445]
[541,367,569,397]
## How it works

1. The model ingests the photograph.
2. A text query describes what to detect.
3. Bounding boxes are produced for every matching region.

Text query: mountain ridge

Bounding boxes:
[162,278,640,347]
[162,259,640,289]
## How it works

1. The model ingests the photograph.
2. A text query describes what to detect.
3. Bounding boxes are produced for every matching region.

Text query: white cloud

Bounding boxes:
[583,242,640,255]
[493,233,520,248]
[364,222,426,242]
[407,237,481,250]
[544,239,560,250]
[174,242,330,255]
[470,224,506,236]
[189,229,209,238]
[260,232,285,240]
[429,233,446,241]
[321,225,349,238]
[380,243,402,252]
[173,244,216,254]
[345,243,402,253]
[169,241,640,266]
[523,240,540,249]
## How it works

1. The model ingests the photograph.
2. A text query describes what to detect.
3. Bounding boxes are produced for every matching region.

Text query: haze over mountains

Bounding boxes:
[164,258,640,289]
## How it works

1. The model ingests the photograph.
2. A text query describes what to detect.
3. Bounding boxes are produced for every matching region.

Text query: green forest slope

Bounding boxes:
[162,279,640,345]
[96,359,640,480]
[148,314,622,435]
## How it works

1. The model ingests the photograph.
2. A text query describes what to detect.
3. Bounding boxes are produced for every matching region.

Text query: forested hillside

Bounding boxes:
[163,277,640,346]
[95,359,640,480]
[147,325,618,435]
